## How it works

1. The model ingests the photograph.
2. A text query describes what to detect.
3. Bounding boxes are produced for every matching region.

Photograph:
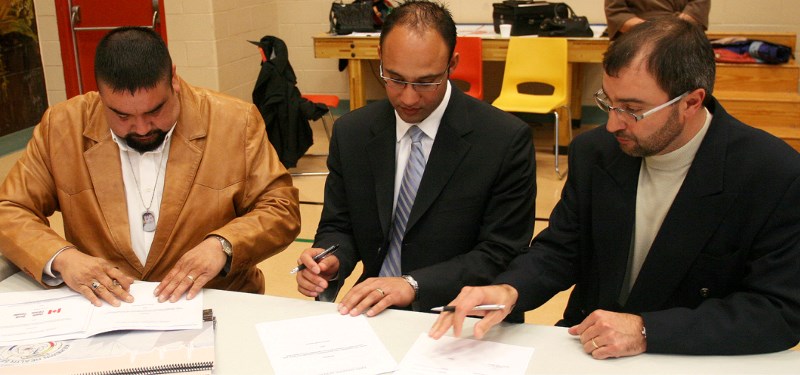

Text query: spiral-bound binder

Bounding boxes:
[0,310,215,375]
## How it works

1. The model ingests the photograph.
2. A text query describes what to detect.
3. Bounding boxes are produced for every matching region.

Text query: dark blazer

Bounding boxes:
[315,87,537,311]
[496,97,800,355]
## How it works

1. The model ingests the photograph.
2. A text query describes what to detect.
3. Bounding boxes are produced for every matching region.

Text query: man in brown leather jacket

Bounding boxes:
[0,27,300,307]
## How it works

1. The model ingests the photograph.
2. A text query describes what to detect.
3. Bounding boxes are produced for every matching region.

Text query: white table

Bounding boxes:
[2,272,799,374]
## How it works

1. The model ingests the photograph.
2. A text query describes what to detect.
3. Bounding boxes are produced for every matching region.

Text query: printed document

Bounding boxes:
[0,281,202,346]
[396,333,534,375]
[256,313,397,375]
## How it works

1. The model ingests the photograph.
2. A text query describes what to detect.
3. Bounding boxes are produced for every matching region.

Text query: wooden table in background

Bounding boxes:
[313,33,610,148]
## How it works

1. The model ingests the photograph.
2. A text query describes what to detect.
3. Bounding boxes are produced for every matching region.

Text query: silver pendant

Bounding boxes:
[142,211,156,232]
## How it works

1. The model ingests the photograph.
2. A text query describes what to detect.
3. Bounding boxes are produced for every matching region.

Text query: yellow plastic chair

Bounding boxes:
[492,37,572,179]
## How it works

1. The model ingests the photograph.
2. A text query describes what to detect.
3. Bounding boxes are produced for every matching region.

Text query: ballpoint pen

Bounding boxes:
[430,304,506,312]
[289,244,341,274]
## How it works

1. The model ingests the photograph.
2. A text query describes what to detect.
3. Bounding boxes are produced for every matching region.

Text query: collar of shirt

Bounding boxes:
[394,81,452,143]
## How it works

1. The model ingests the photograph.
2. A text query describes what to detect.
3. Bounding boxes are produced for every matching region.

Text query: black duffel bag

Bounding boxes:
[539,3,594,38]
[330,0,375,35]
[492,1,567,36]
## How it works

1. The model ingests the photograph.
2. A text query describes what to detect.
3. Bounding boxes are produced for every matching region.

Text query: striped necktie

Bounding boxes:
[380,126,426,277]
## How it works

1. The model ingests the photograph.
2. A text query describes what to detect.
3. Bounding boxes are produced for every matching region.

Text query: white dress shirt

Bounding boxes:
[112,127,174,266]
[392,81,452,211]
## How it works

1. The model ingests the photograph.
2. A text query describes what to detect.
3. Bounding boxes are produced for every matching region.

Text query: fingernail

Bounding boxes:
[125,296,133,303]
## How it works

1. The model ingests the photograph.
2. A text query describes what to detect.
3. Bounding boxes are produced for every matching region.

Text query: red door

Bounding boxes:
[55,0,167,97]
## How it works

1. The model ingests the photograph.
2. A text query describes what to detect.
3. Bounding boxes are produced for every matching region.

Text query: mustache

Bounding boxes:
[613,130,633,140]
[127,130,163,139]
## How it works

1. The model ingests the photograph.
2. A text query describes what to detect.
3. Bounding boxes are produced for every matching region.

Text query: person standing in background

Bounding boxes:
[605,0,710,40]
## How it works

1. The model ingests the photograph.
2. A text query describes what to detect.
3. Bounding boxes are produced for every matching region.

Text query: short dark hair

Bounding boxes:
[94,27,173,94]
[379,0,457,60]
[603,17,715,102]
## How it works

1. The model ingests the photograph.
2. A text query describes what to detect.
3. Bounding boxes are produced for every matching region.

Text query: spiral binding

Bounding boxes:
[74,361,213,375]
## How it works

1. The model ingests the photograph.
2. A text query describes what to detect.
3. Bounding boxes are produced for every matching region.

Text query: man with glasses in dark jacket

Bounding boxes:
[430,17,800,359]
[294,0,537,317]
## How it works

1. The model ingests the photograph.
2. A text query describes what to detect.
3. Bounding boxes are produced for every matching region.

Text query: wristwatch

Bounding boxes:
[211,235,233,276]
[401,274,419,301]
[212,235,233,258]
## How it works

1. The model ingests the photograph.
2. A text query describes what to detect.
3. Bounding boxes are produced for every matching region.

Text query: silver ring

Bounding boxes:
[375,288,385,297]
[90,280,101,290]
[112,279,120,287]
[187,275,195,282]
[591,338,599,350]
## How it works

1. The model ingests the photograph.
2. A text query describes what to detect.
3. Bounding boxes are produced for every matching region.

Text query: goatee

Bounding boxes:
[125,130,168,153]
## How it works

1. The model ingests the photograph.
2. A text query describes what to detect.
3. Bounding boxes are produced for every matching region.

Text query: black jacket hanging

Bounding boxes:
[250,36,327,168]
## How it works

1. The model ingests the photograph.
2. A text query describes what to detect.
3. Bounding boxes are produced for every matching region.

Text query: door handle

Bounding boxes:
[71,0,160,31]
[70,5,81,27]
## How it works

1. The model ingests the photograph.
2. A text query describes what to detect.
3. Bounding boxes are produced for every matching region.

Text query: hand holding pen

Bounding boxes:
[293,244,342,298]
[290,244,341,274]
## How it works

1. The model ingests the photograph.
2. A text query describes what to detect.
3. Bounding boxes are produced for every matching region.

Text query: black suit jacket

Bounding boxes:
[496,98,800,355]
[315,87,537,312]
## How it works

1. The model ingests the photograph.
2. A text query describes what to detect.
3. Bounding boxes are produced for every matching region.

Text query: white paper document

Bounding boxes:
[256,313,397,375]
[0,281,202,346]
[396,333,535,375]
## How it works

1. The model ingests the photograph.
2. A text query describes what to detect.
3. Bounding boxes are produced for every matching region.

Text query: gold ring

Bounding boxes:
[375,288,385,297]
[187,275,195,282]
[90,280,101,290]
[591,338,599,350]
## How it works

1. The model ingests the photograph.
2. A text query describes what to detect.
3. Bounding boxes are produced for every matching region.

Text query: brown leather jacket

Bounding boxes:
[0,77,300,293]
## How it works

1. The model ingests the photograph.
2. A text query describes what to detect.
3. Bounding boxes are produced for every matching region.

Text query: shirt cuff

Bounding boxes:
[43,246,73,286]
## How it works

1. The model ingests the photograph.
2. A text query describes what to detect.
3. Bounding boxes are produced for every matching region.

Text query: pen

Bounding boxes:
[289,244,341,274]
[430,304,506,312]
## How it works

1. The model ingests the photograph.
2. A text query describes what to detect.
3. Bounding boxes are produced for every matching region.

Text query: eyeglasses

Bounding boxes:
[594,88,689,122]
[379,63,449,92]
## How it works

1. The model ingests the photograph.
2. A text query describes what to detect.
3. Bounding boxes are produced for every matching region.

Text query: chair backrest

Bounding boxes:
[451,36,484,100]
[500,37,568,98]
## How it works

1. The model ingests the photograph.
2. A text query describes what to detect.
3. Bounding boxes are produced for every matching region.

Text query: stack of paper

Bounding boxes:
[0,311,215,375]
[0,281,203,346]
[256,313,398,375]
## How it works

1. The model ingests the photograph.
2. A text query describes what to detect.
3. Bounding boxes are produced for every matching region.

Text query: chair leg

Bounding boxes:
[553,110,562,179]
[552,106,573,180]
[322,110,335,140]
[290,109,335,177]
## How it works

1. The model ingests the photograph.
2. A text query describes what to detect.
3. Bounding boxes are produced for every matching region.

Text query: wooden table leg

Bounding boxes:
[570,63,584,128]
[348,59,367,111]
[557,63,576,151]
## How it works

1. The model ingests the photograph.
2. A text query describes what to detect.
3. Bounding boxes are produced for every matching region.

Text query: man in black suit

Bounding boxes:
[294,0,536,316]
[430,17,800,358]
